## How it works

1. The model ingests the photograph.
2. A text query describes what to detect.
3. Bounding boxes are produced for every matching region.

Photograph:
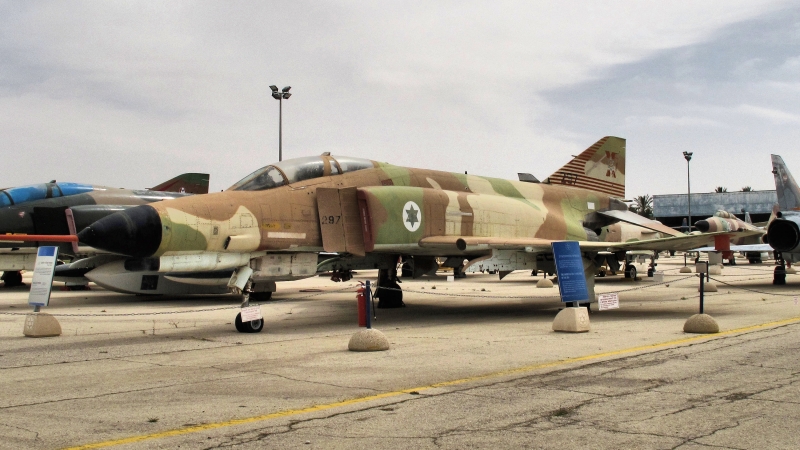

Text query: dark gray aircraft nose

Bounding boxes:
[78,205,162,257]
[694,220,710,233]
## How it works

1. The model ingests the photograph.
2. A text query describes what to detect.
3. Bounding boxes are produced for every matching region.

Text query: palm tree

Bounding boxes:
[714,186,728,193]
[631,194,654,219]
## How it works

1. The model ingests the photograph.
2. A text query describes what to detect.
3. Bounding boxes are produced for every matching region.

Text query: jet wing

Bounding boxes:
[418,231,760,254]
[693,243,774,252]
[595,210,684,237]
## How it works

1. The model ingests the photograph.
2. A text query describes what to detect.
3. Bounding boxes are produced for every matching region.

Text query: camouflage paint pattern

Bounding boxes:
[773,154,800,211]
[81,137,649,259]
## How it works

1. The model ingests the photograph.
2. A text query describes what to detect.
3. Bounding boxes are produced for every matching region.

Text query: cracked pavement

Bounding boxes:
[1,259,800,449]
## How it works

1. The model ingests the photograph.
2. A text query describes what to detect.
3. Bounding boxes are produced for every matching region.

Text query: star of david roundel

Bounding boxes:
[402,201,422,232]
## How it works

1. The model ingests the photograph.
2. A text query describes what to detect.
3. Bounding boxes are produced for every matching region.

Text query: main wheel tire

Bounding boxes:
[1,271,23,288]
[377,280,404,308]
[625,265,637,279]
[234,313,264,333]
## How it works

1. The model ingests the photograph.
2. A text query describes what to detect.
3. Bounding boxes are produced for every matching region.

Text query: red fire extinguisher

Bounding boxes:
[356,285,367,327]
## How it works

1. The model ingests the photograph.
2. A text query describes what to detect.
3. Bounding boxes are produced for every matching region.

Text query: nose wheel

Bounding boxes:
[234,279,264,333]
[235,313,264,333]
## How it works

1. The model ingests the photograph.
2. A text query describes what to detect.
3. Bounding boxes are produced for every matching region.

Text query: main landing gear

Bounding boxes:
[1,271,24,288]
[235,280,264,333]
[624,263,637,279]
[774,253,787,286]
[375,267,404,309]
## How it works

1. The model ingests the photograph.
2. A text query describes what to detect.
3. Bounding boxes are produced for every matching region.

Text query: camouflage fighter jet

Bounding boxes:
[0,173,209,287]
[692,210,769,264]
[71,136,752,333]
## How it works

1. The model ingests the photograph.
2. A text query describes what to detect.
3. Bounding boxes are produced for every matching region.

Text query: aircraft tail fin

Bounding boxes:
[149,173,210,194]
[543,136,626,198]
[772,155,800,211]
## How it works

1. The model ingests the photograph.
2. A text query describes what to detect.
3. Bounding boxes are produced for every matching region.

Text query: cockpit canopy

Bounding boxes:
[228,155,376,191]
[0,182,94,208]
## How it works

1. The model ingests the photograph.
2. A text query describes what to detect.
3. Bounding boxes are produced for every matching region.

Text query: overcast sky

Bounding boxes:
[1,1,798,198]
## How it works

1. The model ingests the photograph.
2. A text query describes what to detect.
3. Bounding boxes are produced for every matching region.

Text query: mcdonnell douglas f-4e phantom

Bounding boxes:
[67,136,752,333]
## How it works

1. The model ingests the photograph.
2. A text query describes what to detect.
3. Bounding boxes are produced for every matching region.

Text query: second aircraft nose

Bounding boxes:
[78,205,162,257]
[693,220,710,233]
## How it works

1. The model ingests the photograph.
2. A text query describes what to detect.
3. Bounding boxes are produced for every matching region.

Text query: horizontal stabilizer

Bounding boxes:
[596,210,683,237]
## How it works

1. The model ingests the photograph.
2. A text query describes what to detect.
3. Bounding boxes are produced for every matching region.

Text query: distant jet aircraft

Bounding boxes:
[69,137,750,333]
[0,173,209,287]
[764,154,800,282]
[693,210,769,264]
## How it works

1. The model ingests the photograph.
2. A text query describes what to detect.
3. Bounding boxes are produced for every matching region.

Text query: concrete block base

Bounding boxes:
[698,282,718,292]
[537,278,554,288]
[552,307,590,333]
[679,266,692,273]
[348,328,390,352]
[683,314,719,334]
[23,313,62,338]
[709,265,722,275]
[787,267,797,274]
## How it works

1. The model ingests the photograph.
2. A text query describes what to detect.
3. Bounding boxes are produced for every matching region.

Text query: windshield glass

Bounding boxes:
[276,156,326,184]
[228,166,287,191]
[228,155,377,191]
[336,156,375,173]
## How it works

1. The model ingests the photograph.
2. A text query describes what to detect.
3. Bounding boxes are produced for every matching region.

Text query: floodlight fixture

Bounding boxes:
[270,84,293,161]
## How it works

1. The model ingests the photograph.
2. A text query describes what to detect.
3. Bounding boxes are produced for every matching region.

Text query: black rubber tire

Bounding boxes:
[625,265,637,279]
[234,313,264,333]
[1,271,23,288]
[377,280,404,308]
[647,268,654,277]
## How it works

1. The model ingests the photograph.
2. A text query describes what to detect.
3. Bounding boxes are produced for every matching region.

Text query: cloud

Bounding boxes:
[736,104,800,124]
[0,0,793,195]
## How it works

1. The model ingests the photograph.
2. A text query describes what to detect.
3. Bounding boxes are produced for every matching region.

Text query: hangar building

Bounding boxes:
[652,190,777,227]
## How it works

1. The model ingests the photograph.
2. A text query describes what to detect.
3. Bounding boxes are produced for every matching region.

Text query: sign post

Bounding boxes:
[683,260,719,334]
[552,241,590,306]
[551,242,591,332]
[24,246,62,337]
[28,246,59,311]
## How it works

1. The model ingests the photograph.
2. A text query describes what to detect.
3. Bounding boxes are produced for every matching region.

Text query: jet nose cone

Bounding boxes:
[78,205,162,257]
[694,220,710,233]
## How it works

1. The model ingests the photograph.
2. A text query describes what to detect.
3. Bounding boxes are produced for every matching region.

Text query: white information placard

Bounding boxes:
[28,246,58,307]
[240,305,263,322]
[598,293,620,311]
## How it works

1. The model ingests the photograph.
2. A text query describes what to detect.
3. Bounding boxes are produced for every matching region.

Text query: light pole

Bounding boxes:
[270,85,292,161]
[683,151,693,231]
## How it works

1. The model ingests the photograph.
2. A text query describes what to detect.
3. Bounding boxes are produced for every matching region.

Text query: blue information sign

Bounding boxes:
[551,241,589,303]
[29,246,59,308]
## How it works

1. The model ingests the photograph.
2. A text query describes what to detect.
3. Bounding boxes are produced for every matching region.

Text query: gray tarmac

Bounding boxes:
[1,256,800,449]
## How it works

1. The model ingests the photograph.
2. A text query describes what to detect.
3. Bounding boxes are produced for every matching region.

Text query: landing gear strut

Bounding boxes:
[235,280,264,333]
[375,267,404,308]
[774,253,787,286]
